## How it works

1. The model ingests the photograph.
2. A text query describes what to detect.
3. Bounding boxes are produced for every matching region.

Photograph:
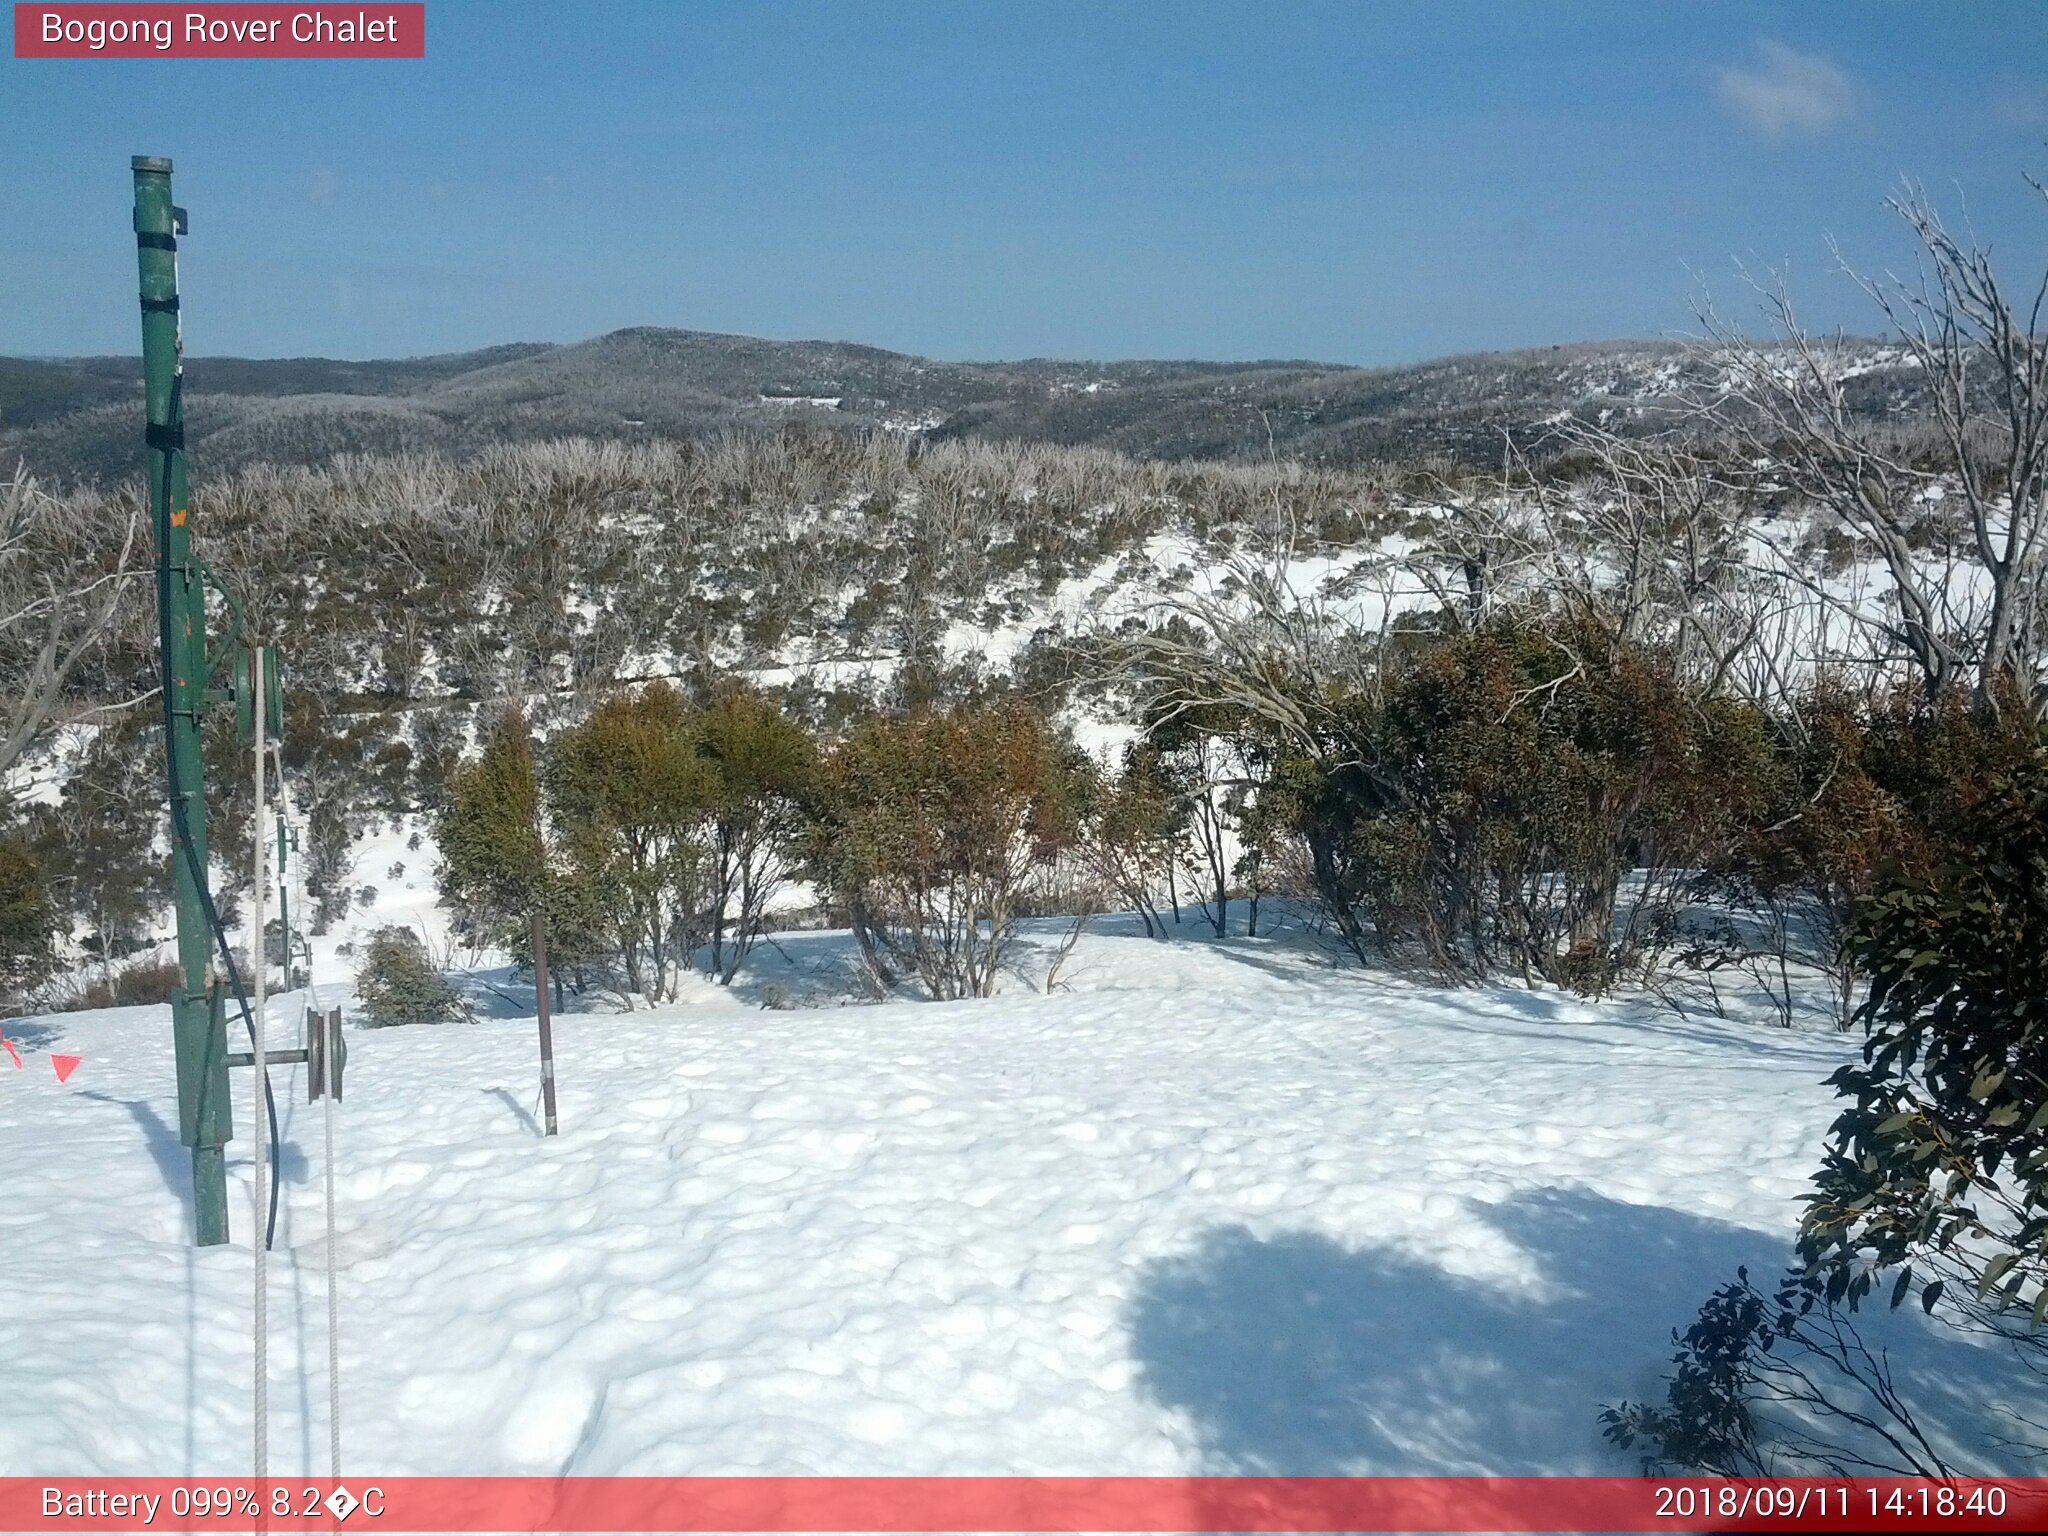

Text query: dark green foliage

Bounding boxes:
[436,703,607,994]
[433,683,821,1001]
[1075,745,1180,937]
[407,708,471,818]
[696,688,818,984]
[1286,625,1776,988]
[22,713,169,967]
[544,682,721,1003]
[1799,754,2048,1320]
[1697,692,2039,1025]
[1611,750,2048,1478]
[438,707,548,950]
[302,802,358,936]
[0,839,54,1009]
[1601,1268,1776,1475]
[1600,1266,1953,1477]
[355,925,461,1026]
[52,956,184,1013]
[809,703,1081,999]
[1734,694,2039,918]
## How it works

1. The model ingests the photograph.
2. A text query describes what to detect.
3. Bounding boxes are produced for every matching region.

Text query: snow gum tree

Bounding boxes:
[1281,622,1776,989]
[0,839,53,1012]
[809,704,1080,999]
[1074,743,1180,938]
[1700,172,2048,722]
[438,706,548,947]
[0,468,139,797]
[695,687,818,985]
[542,682,720,1005]
[1147,703,1271,940]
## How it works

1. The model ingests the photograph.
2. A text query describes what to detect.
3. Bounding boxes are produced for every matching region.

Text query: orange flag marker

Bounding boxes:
[51,1055,82,1084]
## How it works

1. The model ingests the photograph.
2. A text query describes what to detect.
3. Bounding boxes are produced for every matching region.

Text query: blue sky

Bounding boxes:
[4,1,2045,364]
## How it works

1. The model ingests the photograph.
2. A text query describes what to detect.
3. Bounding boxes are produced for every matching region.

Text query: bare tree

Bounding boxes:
[1697,173,2048,720]
[0,467,141,797]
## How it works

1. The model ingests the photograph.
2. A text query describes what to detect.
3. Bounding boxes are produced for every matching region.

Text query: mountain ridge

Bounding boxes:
[0,325,1915,485]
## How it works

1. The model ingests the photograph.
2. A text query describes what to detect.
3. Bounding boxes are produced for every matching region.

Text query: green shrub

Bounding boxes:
[543,682,721,1003]
[1800,753,2048,1321]
[438,706,548,950]
[439,685,821,1003]
[1600,1265,1954,1476]
[355,925,461,1026]
[1609,752,2048,1477]
[695,687,818,984]
[0,840,54,1010]
[110,957,183,1006]
[1074,744,1180,937]
[1701,690,2039,1024]
[22,713,169,966]
[46,956,185,1013]
[809,703,1081,999]
[1285,624,1776,989]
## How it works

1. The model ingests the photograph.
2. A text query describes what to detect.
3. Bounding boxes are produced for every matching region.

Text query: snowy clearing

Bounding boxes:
[1,920,2035,1477]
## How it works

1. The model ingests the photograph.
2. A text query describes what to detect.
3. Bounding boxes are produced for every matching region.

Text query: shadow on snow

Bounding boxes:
[1126,1184,2042,1475]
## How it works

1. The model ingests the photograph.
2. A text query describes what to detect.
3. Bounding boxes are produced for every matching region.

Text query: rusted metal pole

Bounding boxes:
[531,911,558,1136]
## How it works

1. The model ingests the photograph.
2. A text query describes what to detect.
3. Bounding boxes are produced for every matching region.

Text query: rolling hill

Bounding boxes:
[0,326,1927,487]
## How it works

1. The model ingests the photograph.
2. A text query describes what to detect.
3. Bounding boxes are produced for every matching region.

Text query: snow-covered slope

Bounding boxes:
[2,919,2034,1478]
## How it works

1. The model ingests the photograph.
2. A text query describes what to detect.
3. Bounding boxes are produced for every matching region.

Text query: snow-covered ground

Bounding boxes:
[4,916,2038,1479]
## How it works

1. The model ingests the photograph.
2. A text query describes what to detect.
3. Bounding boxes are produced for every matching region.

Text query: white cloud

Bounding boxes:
[309,167,338,205]
[1714,39,1860,139]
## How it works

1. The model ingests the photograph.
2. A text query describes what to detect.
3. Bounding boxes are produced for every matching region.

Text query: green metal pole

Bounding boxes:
[135,155,231,1246]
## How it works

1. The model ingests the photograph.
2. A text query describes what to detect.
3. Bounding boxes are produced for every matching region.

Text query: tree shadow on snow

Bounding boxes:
[1,1016,65,1052]
[1396,994,1840,1067]
[1126,1185,2041,1476]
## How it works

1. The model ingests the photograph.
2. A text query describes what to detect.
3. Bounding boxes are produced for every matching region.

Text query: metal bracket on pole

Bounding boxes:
[309,1008,346,1103]
[229,1011,343,1102]
[177,985,234,1148]
[234,644,283,743]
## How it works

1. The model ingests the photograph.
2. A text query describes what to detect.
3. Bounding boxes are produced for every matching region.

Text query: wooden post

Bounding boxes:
[531,911,559,1136]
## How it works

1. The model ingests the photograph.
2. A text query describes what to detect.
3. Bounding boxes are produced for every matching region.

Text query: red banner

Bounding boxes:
[4,1477,2047,1533]
[13,4,424,58]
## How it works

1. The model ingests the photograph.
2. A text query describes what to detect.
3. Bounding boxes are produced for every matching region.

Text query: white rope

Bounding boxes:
[270,744,342,1477]
[322,1007,341,1478]
[250,646,269,1480]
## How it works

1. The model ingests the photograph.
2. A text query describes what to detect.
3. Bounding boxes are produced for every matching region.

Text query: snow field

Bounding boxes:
[1,919,2032,1478]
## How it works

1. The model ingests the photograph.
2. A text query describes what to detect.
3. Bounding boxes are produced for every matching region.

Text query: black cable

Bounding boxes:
[153,373,282,1250]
